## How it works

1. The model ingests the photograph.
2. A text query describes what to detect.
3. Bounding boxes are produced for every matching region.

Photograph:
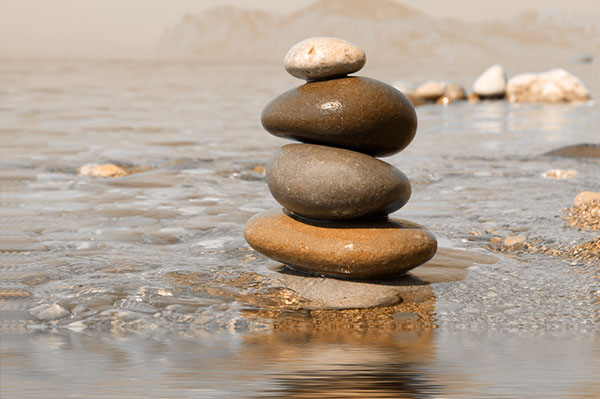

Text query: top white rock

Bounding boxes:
[284,37,366,81]
[473,64,507,97]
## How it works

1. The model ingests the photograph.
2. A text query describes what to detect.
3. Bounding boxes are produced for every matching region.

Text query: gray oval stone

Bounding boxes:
[267,144,411,220]
[261,77,417,157]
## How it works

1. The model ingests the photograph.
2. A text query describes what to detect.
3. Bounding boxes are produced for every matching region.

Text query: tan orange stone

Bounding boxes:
[574,191,600,206]
[244,209,437,279]
[78,163,127,178]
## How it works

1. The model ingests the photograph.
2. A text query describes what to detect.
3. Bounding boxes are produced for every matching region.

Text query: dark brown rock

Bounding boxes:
[244,209,437,279]
[261,77,417,157]
[267,144,411,220]
[544,143,600,158]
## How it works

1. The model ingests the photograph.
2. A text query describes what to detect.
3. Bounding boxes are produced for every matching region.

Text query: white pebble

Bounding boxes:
[284,37,366,81]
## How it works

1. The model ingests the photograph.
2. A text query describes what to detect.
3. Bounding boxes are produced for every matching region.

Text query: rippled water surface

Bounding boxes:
[1,60,599,397]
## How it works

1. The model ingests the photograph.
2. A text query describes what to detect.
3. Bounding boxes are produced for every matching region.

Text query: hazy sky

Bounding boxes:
[1,0,598,58]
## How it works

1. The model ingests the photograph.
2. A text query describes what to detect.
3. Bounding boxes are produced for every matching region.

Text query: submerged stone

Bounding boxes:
[261,77,417,157]
[544,143,600,158]
[284,37,366,81]
[244,209,437,279]
[267,144,411,220]
[267,269,432,309]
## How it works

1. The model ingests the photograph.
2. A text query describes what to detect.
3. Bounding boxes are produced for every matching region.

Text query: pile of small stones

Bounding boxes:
[245,37,437,279]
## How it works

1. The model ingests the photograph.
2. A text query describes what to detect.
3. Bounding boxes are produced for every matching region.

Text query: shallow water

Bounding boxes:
[2,330,599,398]
[1,59,599,397]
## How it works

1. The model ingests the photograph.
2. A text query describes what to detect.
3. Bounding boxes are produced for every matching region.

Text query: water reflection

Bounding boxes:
[507,102,588,139]
[3,329,597,398]
[1,330,447,399]
[472,101,508,134]
[242,331,443,398]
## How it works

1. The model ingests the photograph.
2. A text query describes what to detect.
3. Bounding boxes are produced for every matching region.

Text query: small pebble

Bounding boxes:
[28,304,50,317]
[413,81,446,101]
[79,163,127,178]
[284,37,366,80]
[37,304,70,320]
[542,169,578,179]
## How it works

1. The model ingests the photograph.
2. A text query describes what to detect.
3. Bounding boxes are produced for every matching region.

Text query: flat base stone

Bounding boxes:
[267,268,431,309]
[245,209,438,279]
[264,247,497,309]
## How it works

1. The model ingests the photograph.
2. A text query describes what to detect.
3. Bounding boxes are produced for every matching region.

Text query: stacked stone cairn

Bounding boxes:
[245,37,437,280]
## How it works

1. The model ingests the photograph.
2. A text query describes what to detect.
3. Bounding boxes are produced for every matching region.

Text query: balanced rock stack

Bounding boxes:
[245,37,437,279]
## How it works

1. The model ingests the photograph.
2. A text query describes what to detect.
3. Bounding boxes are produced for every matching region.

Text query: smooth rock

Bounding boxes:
[506,69,591,103]
[443,83,467,102]
[267,144,411,220]
[574,191,600,206]
[267,270,432,309]
[473,64,507,98]
[284,37,366,80]
[413,81,446,101]
[37,304,70,320]
[261,77,417,157]
[545,144,600,158]
[79,164,127,178]
[260,247,495,309]
[435,84,467,105]
[244,209,437,279]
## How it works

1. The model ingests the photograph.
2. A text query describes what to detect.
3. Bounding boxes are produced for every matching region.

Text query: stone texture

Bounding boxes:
[37,304,70,320]
[79,163,127,178]
[413,81,446,101]
[266,144,411,220]
[244,209,437,279]
[262,247,496,309]
[267,270,431,309]
[574,191,600,206]
[261,76,417,157]
[283,37,366,81]
[442,83,467,102]
[473,64,507,98]
[506,69,591,103]
[545,143,600,158]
